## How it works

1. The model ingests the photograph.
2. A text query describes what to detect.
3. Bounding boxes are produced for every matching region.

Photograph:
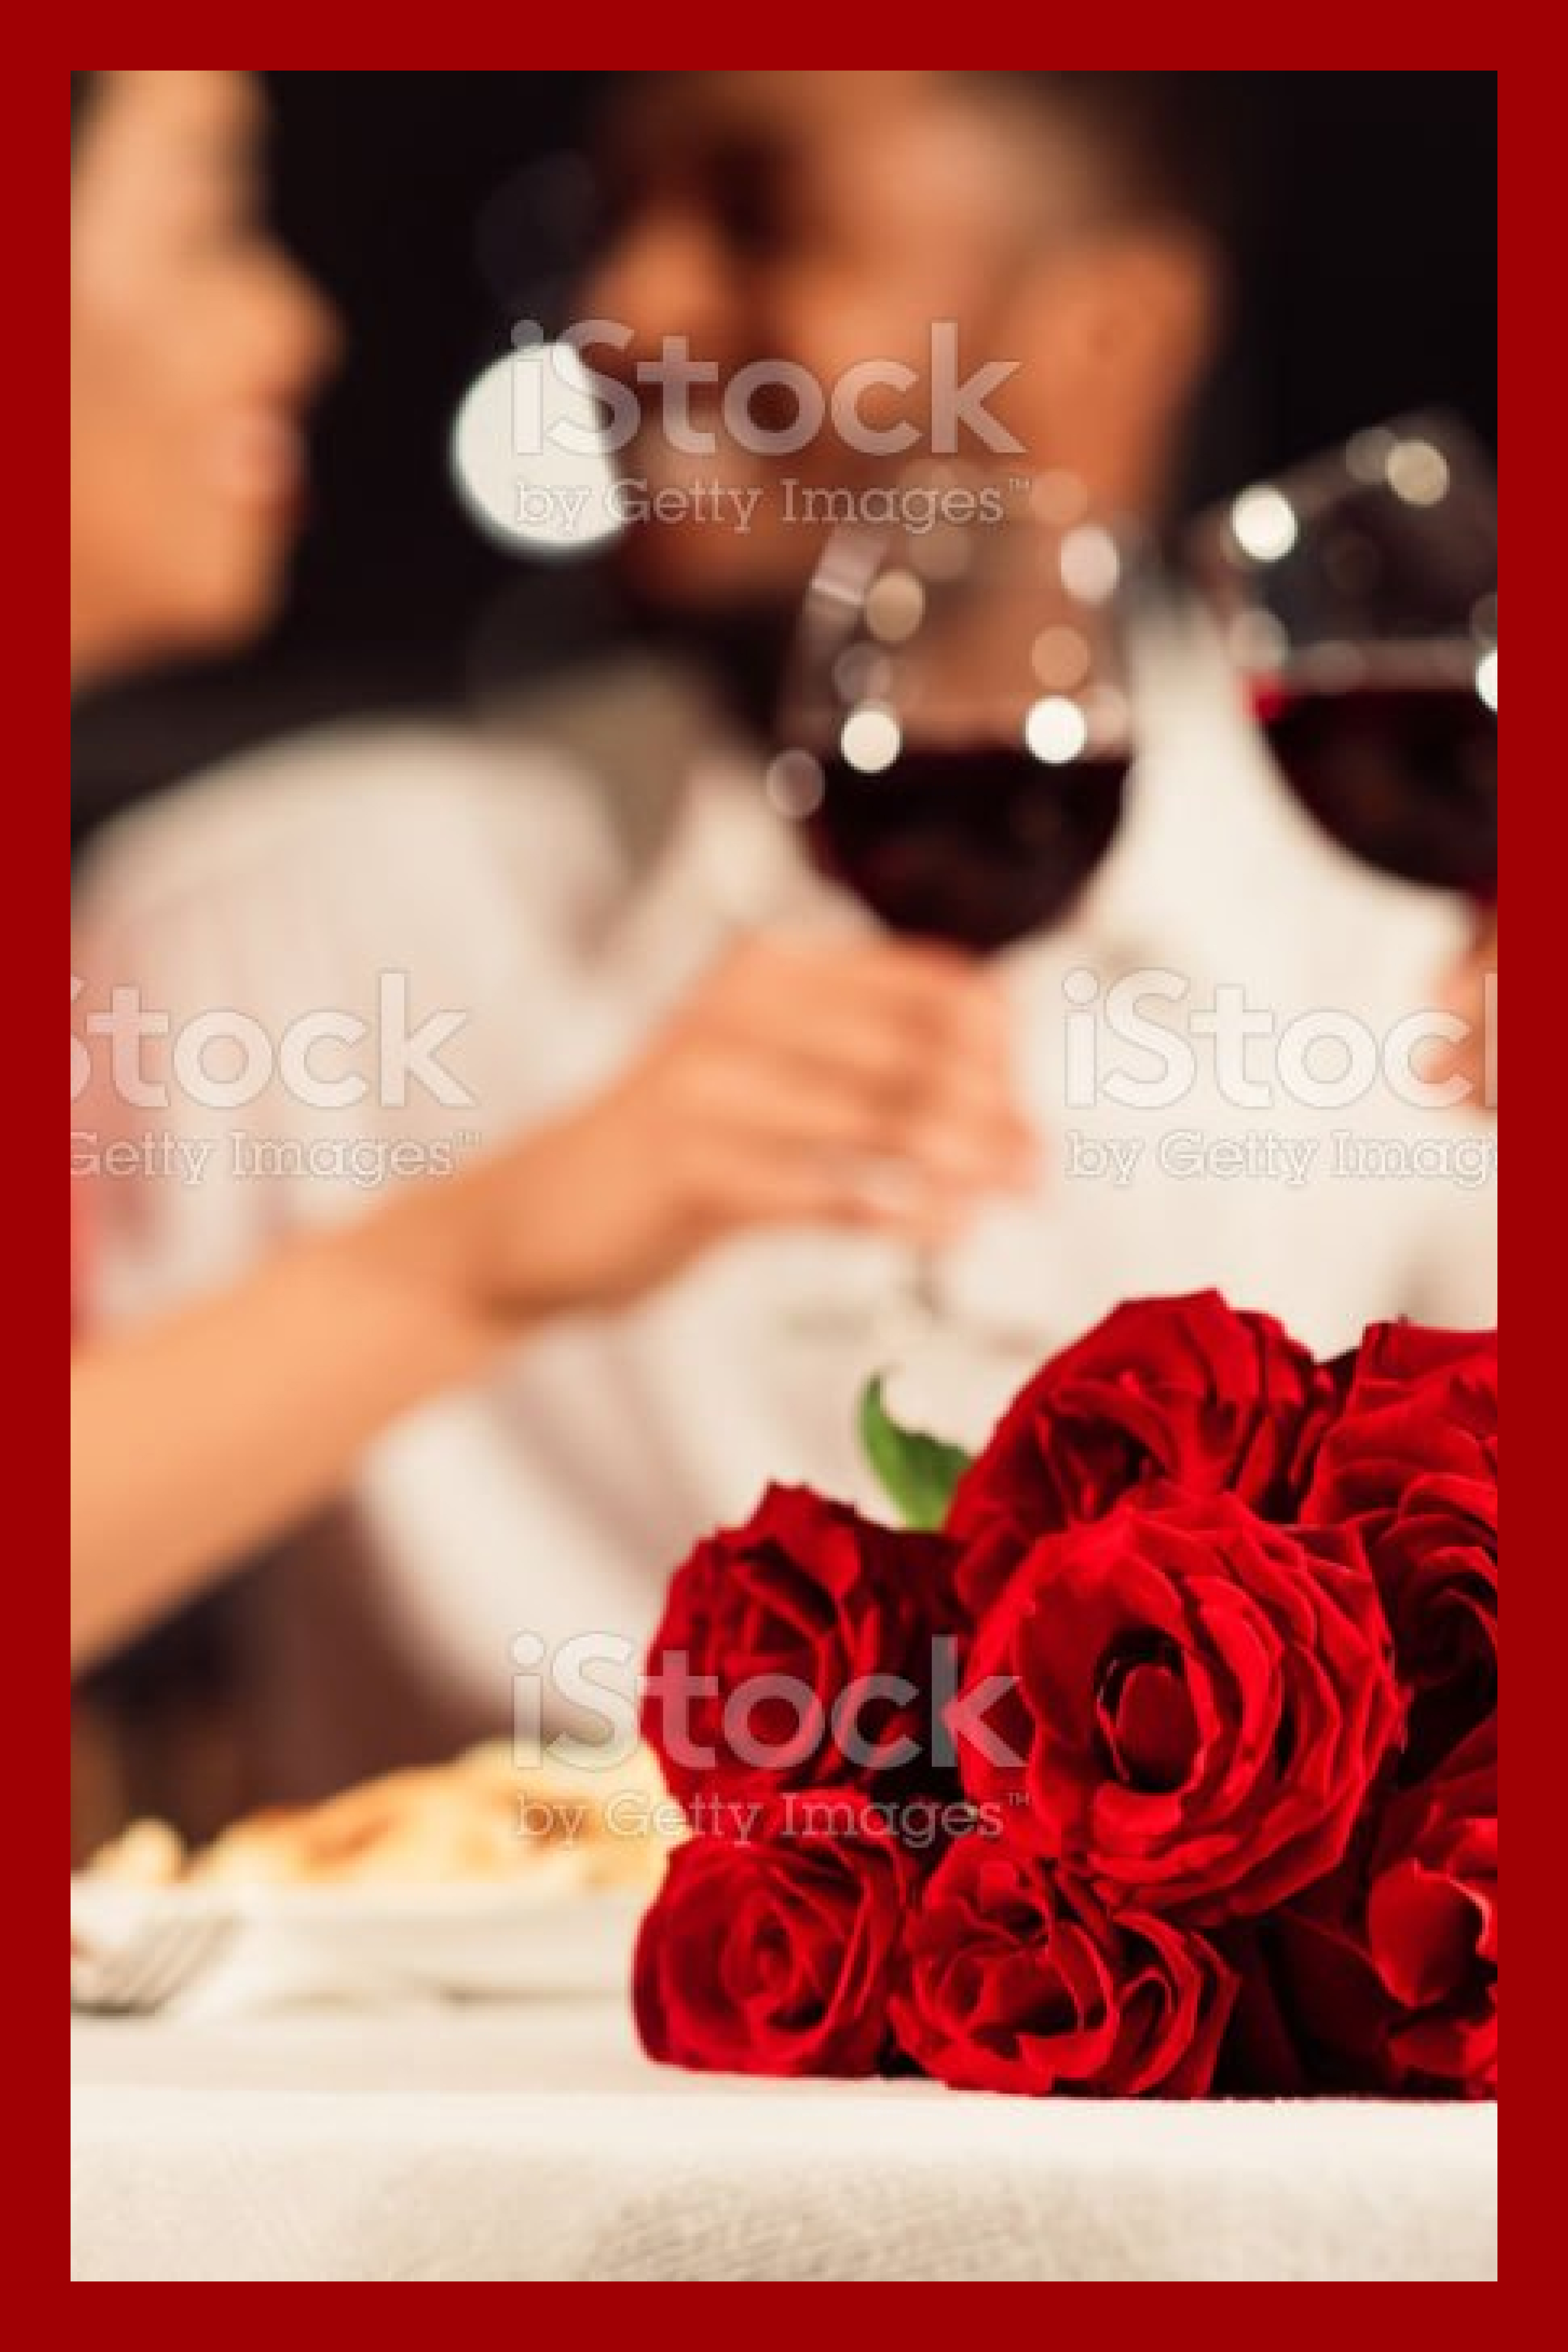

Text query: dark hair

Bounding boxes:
[962,71,1235,241]
[70,71,102,149]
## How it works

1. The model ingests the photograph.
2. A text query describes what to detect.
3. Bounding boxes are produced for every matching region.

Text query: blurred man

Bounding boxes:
[73,72,1494,1797]
[588,72,1221,610]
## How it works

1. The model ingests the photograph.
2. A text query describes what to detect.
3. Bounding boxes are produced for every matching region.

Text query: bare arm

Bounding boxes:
[70,1231,497,1671]
[71,933,1034,1671]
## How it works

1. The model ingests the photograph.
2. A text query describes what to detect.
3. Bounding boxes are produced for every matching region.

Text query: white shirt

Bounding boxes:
[72,608,1495,1718]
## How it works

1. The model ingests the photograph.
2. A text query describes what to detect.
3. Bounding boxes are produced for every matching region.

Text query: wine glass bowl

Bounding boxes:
[1191,413,1497,898]
[773,499,1136,953]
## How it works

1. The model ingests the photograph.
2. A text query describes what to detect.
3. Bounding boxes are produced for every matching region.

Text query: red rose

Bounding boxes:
[891,1837,1237,2097]
[956,1490,1401,1923]
[634,1828,911,2078]
[1302,1324,1496,1526]
[642,1485,957,1809]
[1267,1724,1497,2099]
[949,1292,1339,1616]
[1364,1725,1497,2095]
[1303,1324,1497,1779]
[1371,1473,1495,1781]
[1319,1321,1496,1412]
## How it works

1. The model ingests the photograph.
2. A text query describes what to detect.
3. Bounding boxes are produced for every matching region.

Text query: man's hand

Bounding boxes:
[450,932,1038,1319]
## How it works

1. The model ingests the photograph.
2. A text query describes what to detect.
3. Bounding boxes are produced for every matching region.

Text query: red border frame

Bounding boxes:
[59,59,1502,2290]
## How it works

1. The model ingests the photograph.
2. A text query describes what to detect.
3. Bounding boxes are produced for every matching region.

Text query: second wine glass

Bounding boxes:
[1189,412,1497,902]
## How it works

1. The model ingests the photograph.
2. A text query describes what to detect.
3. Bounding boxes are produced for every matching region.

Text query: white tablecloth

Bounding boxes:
[71,1999,1496,2282]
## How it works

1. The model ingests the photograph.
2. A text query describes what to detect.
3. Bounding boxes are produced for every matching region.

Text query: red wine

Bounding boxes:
[1258,677,1496,897]
[807,746,1128,951]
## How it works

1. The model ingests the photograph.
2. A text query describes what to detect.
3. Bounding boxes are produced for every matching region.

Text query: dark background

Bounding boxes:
[71,70,1498,851]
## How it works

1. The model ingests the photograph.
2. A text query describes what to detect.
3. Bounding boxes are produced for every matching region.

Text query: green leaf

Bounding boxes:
[858,1374,974,1532]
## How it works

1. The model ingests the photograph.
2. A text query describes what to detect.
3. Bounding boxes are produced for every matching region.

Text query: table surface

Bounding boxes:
[71,1998,1497,2282]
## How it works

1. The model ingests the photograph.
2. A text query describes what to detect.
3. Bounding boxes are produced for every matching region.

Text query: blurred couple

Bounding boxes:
[71,72,1494,1817]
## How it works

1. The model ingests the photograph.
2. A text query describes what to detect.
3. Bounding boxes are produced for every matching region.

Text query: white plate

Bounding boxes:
[71,1878,646,2016]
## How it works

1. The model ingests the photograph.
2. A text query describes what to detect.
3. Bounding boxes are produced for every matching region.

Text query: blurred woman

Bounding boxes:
[69,71,1031,1668]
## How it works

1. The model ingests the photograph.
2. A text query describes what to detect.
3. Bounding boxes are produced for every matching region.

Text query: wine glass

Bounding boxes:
[1189,412,1497,900]
[770,481,1137,1363]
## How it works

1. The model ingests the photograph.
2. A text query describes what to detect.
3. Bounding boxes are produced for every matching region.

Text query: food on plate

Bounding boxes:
[83,1741,677,1894]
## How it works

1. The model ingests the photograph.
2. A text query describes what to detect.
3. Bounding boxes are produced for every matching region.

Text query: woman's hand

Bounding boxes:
[71,932,1036,1663]
[1427,907,1497,1110]
[376,932,1038,1325]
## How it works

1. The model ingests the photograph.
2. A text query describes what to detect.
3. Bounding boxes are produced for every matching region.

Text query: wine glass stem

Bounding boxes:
[903,1248,948,1331]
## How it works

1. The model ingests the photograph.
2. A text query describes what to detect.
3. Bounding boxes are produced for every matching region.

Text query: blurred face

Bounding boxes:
[70,71,339,681]
[581,72,1215,612]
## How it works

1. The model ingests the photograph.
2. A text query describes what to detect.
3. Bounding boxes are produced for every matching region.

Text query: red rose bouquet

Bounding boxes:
[635,1292,1497,2100]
